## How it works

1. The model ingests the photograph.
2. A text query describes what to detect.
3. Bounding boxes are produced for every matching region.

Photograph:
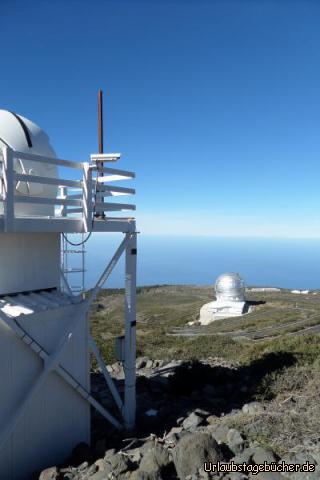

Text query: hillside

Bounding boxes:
[38,286,320,478]
[90,285,320,365]
[87,287,320,455]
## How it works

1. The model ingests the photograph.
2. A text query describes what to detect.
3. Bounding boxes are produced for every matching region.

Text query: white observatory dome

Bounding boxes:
[0,109,58,216]
[215,272,245,302]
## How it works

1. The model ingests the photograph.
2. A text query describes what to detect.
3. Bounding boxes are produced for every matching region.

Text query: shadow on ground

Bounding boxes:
[135,352,295,434]
[77,350,296,465]
[243,299,266,313]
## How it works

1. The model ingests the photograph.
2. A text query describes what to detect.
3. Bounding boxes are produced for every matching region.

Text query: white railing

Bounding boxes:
[0,146,135,232]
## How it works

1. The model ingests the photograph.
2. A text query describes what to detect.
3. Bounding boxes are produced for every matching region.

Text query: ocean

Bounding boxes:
[78,235,320,291]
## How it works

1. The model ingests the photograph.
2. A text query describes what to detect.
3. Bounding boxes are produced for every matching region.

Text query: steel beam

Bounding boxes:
[89,336,124,413]
[123,232,137,430]
[0,310,123,431]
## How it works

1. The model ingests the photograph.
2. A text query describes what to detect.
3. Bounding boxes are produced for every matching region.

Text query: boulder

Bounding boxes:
[135,357,146,369]
[112,361,122,373]
[225,473,248,480]
[139,443,172,478]
[173,432,224,479]
[104,448,116,461]
[146,359,154,369]
[86,464,98,476]
[291,452,316,465]
[87,471,109,480]
[280,452,320,480]
[226,429,245,455]
[140,440,158,455]
[165,427,184,445]
[39,467,59,480]
[242,402,265,415]
[309,447,320,465]
[231,447,255,464]
[131,471,163,480]
[193,409,210,418]
[211,424,229,445]
[164,360,182,370]
[104,452,134,476]
[252,447,277,464]
[206,415,218,426]
[94,458,106,472]
[126,447,143,464]
[248,473,284,480]
[182,412,205,430]
[58,470,75,480]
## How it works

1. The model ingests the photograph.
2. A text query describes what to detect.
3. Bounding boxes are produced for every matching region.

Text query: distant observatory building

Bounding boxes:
[199,273,246,325]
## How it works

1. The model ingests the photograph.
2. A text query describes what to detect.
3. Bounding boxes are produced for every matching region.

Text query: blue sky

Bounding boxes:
[2,0,320,238]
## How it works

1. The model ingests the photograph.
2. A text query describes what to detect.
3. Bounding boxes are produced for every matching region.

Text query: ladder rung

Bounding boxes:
[63,268,86,273]
[63,250,86,254]
[62,233,86,294]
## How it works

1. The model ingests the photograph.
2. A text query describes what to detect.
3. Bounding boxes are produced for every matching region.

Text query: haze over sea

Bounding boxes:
[83,235,320,291]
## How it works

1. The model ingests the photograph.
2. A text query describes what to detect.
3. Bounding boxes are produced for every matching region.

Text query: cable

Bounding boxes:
[62,166,99,247]
[62,230,92,246]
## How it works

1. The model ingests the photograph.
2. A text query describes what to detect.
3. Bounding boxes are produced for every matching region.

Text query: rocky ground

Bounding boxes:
[37,286,320,479]
[38,356,320,480]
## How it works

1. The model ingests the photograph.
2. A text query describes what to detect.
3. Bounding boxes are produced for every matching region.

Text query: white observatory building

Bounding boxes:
[199,273,246,325]
[0,109,137,479]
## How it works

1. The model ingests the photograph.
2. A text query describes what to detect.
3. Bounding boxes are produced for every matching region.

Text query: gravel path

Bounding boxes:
[168,311,320,341]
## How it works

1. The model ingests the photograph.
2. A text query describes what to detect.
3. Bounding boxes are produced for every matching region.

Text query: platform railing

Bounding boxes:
[0,145,135,232]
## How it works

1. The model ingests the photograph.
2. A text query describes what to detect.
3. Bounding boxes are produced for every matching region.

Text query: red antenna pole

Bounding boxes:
[96,89,105,218]
[98,89,104,154]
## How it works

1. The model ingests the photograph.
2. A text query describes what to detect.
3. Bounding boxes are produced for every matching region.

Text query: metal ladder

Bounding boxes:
[61,234,86,295]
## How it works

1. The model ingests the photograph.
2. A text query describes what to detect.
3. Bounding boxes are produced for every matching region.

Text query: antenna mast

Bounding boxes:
[98,89,104,154]
[97,89,105,218]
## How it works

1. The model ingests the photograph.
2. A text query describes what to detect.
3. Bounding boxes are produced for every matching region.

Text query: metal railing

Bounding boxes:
[0,145,135,232]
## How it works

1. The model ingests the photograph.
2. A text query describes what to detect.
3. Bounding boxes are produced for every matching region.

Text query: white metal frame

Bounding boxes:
[0,233,137,452]
[0,145,138,441]
[0,145,136,233]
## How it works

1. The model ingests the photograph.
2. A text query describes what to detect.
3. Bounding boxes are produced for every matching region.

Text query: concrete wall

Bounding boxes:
[0,233,60,295]
[0,303,90,480]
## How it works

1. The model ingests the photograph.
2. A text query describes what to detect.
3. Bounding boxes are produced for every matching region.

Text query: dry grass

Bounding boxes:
[225,365,320,455]
[89,286,320,365]
[89,286,320,455]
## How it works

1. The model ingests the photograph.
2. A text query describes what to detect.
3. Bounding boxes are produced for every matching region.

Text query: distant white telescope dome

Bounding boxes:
[0,109,58,216]
[215,272,245,302]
